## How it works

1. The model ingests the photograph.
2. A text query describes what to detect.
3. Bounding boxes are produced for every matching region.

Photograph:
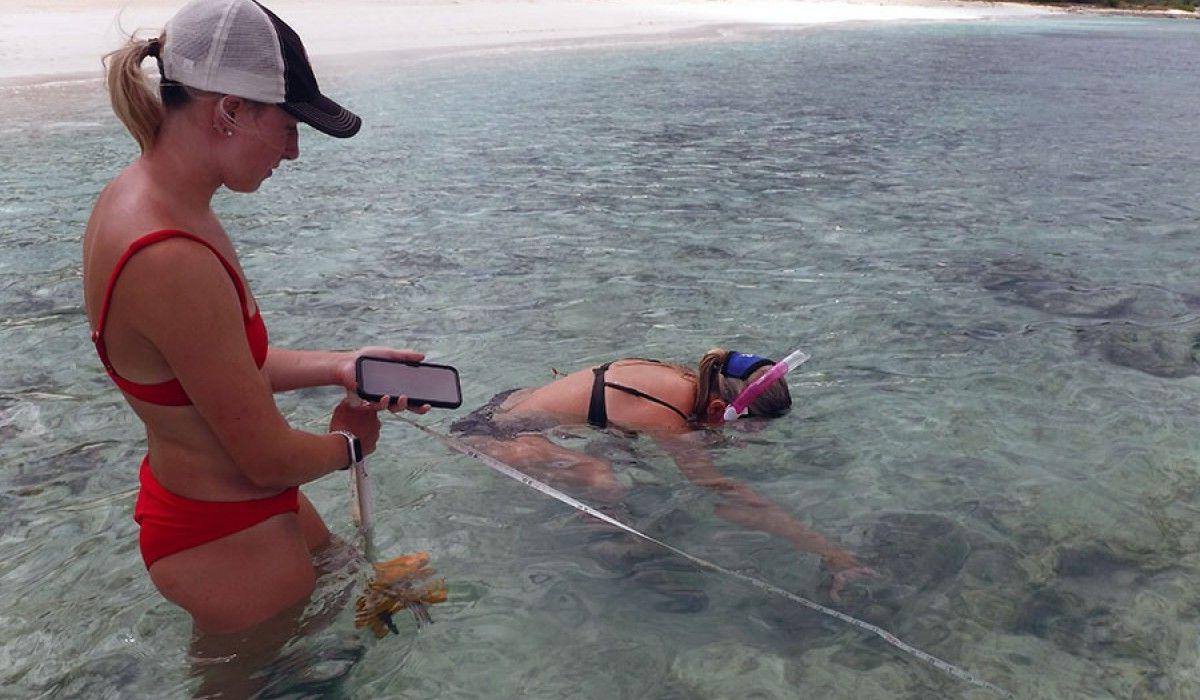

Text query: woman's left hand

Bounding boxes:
[829,565,877,602]
[821,550,877,602]
[335,346,430,413]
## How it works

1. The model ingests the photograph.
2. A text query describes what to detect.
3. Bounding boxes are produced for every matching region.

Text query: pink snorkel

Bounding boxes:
[722,347,811,422]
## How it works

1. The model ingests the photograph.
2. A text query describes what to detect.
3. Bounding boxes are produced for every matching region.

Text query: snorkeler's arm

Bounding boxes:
[127,240,357,487]
[651,433,859,571]
[264,346,426,394]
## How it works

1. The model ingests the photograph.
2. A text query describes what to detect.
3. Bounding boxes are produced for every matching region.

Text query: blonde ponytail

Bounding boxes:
[104,36,164,153]
[693,348,731,418]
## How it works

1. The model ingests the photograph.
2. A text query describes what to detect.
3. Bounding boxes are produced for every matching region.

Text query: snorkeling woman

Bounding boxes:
[453,348,873,599]
[84,0,428,635]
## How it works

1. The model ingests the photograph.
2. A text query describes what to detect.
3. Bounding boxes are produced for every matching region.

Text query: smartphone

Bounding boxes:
[356,356,463,409]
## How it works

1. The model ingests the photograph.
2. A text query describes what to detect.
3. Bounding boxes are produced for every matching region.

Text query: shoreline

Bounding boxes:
[1058,4,1197,17]
[0,0,1192,90]
[999,0,1198,16]
[0,0,1056,88]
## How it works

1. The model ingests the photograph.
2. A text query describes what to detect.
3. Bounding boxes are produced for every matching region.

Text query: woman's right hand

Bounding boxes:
[329,395,388,457]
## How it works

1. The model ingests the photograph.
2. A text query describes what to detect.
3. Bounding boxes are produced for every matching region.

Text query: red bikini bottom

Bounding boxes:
[133,454,300,569]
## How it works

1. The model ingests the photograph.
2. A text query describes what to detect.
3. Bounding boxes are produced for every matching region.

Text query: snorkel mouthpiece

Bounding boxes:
[722,347,811,422]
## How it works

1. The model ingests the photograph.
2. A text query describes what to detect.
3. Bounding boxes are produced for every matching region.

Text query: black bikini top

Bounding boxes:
[587,359,691,429]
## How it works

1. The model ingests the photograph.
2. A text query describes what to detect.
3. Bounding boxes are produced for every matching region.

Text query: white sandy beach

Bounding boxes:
[0,0,1056,85]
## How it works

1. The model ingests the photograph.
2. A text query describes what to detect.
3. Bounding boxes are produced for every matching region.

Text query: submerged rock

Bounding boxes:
[943,255,1200,377]
[1074,321,1200,378]
[868,512,971,590]
[791,435,854,472]
[1014,586,1087,650]
[627,556,710,614]
[671,641,794,698]
[583,502,710,615]
[957,256,1136,319]
[1014,544,1177,664]
[805,512,980,633]
[1055,544,1146,579]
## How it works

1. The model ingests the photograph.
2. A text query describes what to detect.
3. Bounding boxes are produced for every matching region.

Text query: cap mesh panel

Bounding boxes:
[216,2,285,98]
[162,0,285,103]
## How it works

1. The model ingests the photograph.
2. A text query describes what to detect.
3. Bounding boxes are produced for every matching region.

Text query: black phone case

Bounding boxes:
[355,356,463,409]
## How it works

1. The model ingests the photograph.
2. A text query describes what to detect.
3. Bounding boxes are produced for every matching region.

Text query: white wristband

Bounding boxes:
[330,430,361,470]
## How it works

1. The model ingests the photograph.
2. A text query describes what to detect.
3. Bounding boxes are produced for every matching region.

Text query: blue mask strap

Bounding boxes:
[723,352,773,380]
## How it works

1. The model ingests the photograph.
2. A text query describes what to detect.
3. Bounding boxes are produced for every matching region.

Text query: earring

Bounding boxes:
[224,129,234,136]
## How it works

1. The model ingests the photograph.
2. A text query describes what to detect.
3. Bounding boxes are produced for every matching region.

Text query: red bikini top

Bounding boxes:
[91,229,269,407]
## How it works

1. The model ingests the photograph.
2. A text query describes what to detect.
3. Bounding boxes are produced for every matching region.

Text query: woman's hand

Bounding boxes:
[821,550,877,602]
[335,346,431,414]
[328,395,392,457]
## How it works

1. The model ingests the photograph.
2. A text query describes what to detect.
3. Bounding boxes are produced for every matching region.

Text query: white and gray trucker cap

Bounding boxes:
[161,0,360,137]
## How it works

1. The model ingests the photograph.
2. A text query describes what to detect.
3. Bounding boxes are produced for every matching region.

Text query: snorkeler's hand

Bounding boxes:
[829,566,878,602]
[822,551,877,602]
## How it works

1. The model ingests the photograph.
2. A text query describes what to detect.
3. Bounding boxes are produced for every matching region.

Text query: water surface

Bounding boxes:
[2,16,1200,699]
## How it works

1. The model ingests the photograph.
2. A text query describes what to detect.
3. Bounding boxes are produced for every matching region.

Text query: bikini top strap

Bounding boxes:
[602,381,692,423]
[91,230,251,350]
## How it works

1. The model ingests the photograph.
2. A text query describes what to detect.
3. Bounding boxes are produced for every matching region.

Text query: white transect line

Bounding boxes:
[400,417,1014,698]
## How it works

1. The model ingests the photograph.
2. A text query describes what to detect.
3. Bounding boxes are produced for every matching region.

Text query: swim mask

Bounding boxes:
[722,351,774,380]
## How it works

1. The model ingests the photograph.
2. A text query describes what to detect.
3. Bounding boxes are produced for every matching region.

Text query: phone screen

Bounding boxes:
[357,358,462,408]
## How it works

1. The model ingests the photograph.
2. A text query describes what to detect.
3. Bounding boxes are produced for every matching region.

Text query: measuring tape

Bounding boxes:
[400,418,1014,698]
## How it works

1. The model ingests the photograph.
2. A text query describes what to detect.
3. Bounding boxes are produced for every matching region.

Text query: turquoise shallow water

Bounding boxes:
[3,15,1200,699]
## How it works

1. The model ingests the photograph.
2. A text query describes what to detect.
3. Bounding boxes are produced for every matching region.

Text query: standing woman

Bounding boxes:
[84,0,425,635]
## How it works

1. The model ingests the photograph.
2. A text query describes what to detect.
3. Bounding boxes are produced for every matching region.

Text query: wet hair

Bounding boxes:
[693,348,791,419]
